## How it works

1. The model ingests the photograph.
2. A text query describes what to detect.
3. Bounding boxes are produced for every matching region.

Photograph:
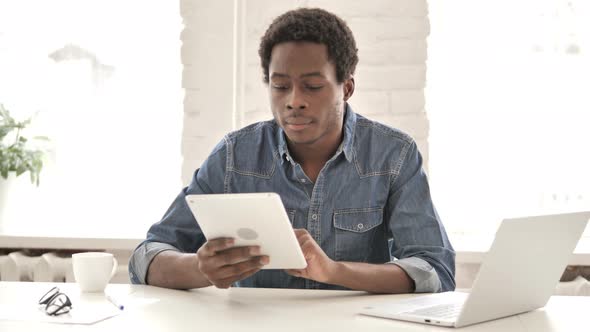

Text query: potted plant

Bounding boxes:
[0,103,49,231]
[0,103,47,207]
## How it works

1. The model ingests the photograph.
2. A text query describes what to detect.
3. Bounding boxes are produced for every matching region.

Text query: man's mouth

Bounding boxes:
[285,121,312,131]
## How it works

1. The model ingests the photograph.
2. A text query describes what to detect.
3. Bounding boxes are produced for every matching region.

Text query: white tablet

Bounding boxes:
[185,193,307,270]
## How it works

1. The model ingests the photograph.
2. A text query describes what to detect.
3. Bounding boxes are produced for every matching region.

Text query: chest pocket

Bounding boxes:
[333,207,383,262]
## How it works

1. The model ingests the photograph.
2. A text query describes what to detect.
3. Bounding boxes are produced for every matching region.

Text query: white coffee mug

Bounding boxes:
[72,252,118,292]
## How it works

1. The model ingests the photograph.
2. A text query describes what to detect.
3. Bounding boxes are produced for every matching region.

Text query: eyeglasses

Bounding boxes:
[38,287,73,316]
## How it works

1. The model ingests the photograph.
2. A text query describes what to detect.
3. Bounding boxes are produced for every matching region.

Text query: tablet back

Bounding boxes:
[185,193,307,269]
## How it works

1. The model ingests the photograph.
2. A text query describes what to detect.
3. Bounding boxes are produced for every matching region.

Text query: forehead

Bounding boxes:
[269,41,335,78]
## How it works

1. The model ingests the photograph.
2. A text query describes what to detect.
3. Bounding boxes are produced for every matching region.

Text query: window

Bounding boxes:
[0,0,182,237]
[427,0,590,247]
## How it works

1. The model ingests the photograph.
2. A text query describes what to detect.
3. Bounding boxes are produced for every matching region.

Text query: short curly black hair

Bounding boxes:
[258,8,358,84]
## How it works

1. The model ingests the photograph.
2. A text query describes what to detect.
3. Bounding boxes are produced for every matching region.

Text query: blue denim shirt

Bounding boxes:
[129,105,455,292]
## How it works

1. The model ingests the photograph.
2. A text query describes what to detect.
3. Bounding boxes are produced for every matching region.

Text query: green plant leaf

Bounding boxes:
[0,128,10,141]
[0,103,47,186]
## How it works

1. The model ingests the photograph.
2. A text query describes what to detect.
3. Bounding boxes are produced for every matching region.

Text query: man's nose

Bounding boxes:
[286,87,308,110]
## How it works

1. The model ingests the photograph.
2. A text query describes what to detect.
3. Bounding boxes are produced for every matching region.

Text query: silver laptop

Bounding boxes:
[360,211,590,328]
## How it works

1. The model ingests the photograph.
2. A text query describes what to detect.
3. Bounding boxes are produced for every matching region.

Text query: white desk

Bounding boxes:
[0,281,587,331]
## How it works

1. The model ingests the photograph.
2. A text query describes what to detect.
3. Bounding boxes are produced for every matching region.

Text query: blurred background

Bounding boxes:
[0,0,588,255]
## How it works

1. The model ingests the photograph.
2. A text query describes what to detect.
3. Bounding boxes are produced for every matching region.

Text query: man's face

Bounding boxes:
[268,41,351,148]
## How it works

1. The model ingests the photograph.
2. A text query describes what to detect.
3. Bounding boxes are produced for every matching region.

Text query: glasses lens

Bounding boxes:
[45,293,72,316]
[39,287,59,305]
[46,303,71,316]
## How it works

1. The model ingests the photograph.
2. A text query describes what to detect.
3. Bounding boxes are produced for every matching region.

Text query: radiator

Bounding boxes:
[0,250,130,283]
[2,251,589,294]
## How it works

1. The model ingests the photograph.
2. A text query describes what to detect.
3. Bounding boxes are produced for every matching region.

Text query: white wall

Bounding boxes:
[180,0,430,185]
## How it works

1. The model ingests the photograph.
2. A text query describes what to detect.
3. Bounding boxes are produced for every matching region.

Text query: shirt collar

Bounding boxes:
[277,103,356,164]
[277,129,292,165]
[341,103,356,163]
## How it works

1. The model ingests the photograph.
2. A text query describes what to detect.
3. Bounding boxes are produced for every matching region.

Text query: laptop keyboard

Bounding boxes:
[404,303,463,319]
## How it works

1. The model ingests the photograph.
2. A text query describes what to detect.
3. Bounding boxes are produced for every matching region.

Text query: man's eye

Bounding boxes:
[306,85,323,90]
[272,85,288,90]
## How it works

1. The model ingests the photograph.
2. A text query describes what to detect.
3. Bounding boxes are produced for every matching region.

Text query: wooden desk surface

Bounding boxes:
[1,282,588,331]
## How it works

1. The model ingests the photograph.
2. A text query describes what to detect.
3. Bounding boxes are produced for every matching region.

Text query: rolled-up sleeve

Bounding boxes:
[389,257,442,293]
[128,242,181,284]
[386,141,456,293]
[128,140,228,285]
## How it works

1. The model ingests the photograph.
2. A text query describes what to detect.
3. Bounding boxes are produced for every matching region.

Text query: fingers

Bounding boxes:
[198,238,235,257]
[203,256,268,289]
[293,228,312,245]
[293,229,315,252]
[198,239,259,266]
[293,228,309,238]
[214,246,263,267]
[196,240,270,289]
[215,255,269,280]
[198,245,263,270]
[215,264,264,289]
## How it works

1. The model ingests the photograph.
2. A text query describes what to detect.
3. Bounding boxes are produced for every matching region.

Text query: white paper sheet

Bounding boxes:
[0,293,122,325]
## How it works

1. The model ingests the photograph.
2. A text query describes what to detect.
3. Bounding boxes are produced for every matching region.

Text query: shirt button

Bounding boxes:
[357,223,364,230]
[300,179,306,183]
[286,156,290,161]
[312,214,318,221]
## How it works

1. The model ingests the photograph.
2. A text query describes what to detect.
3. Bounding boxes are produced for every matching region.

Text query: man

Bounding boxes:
[129,8,455,293]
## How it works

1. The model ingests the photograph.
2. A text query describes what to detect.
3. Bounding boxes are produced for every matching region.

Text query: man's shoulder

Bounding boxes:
[347,112,417,178]
[354,113,414,148]
[205,120,278,160]
[222,120,280,165]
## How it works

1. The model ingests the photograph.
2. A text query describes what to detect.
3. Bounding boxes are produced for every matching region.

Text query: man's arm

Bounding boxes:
[128,177,211,287]
[330,262,414,293]
[128,140,225,288]
[147,251,211,289]
[287,140,454,293]
[385,141,456,292]
[146,239,269,290]
[136,236,269,290]
[286,229,414,293]
[128,137,272,289]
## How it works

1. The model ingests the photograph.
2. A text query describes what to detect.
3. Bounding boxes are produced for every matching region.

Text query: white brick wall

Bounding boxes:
[180,0,430,184]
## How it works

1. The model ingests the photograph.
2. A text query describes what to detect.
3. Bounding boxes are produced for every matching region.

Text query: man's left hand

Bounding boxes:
[285,229,338,283]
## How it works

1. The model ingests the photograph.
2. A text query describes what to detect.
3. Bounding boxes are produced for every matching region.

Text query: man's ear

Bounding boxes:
[343,76,355,101]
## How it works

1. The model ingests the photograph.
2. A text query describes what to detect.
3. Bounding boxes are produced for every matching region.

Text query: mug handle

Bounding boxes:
[110,257,118,279]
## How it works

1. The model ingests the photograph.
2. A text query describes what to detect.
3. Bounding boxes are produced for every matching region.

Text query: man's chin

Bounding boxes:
[285,133,318,146]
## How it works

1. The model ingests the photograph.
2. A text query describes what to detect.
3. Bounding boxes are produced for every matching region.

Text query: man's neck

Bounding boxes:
[286,129,343,184]
[288,140,340,166]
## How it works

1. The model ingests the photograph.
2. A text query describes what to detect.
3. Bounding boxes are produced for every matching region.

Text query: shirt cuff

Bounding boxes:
[389,257,442,293]
[128,241,180,285]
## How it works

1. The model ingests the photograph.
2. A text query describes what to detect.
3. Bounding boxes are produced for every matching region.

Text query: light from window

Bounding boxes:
[427,0,590,245]
[0,0,182,237]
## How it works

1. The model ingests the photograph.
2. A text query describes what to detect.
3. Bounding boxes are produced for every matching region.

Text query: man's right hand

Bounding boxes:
[196,238,269,289]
